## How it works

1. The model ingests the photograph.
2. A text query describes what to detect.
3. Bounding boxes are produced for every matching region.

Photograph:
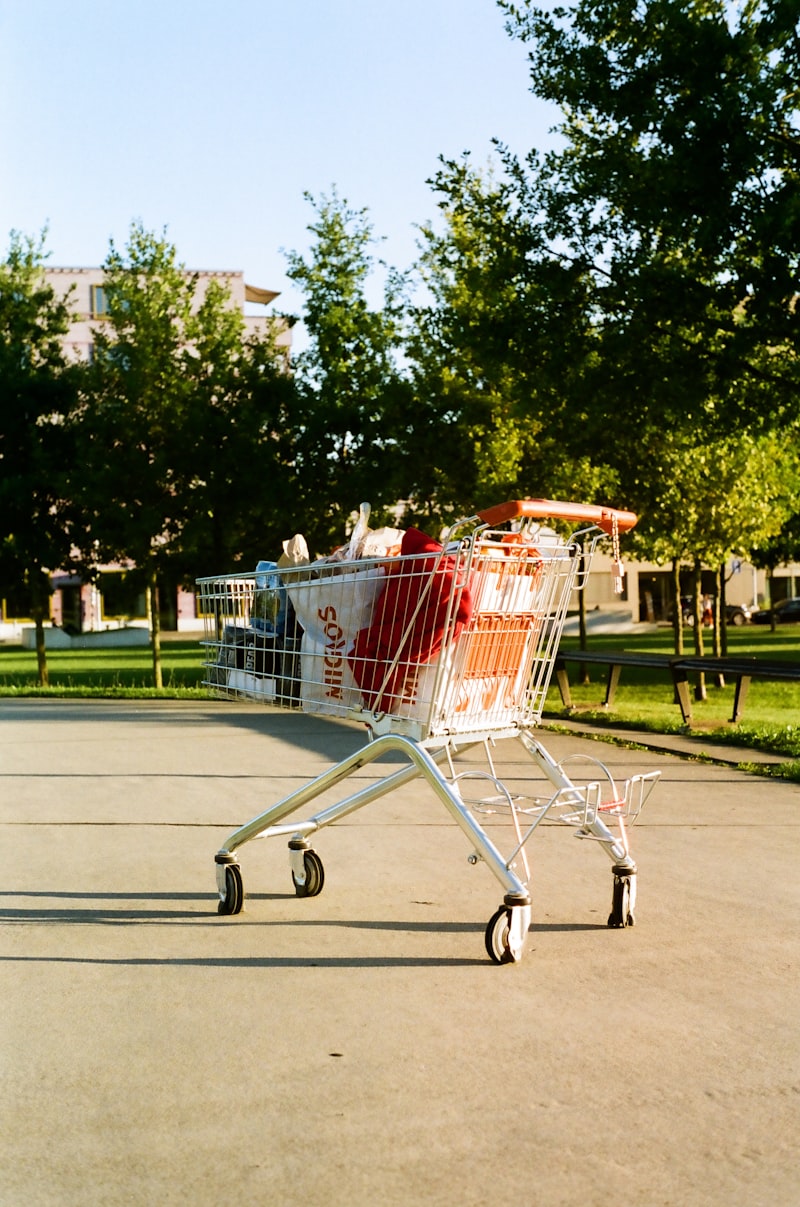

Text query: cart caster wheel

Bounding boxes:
[607,871,635,929]
[485,906,525,964]
[292,849,325,898]
[217,863,244,915]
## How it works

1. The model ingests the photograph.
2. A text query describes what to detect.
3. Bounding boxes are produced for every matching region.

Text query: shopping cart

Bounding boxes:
[197,499,659,963]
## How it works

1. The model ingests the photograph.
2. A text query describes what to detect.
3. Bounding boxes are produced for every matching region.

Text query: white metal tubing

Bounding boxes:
[518,730,636,870]
[508,904,532,960]
[220,741,460,854]
[218,733,528,898]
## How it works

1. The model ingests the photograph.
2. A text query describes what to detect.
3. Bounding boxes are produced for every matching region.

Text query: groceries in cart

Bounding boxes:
[202,502,564,720]
[204,502,480,716]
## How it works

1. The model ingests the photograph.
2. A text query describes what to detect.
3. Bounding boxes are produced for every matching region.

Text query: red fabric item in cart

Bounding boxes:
[348,527,472,712]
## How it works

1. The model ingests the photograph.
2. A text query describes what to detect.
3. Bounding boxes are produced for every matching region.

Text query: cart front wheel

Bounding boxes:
[292,849,325,898]
[485,906,519,964]
[607,872,635,928]
[218,863,244,915]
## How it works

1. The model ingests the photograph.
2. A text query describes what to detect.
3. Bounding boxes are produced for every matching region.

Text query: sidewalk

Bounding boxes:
[2,698,798,1206]
[546,715,787,767]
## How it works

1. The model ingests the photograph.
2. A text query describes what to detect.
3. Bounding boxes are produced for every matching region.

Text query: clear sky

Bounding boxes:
[0,0,558,326]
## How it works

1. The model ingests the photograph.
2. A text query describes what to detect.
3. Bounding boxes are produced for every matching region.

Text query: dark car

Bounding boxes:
[671,596,752,626]
[726,602,753,626]
[752,597,800,625]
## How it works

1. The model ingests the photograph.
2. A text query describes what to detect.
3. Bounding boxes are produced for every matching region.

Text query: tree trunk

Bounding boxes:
[578,539,589,684]
[672,560,683,656]
[713,564,725,686]
[719,562,728,657]
[147,568,163,689]
[692,559,706,700]
[29,570,50,687]
[767,567,777,632]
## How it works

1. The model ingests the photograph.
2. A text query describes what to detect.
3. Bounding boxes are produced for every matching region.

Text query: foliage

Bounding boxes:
[750,509,800,575]
[284,190,412,553]
[178,279,298,576]
[77,223,296,681]
[80,223,197,573]
[0,229,81,684]
[501,0,800,420]
[407,156,620,526]
[492,0,800,642]
[630,427,800,567]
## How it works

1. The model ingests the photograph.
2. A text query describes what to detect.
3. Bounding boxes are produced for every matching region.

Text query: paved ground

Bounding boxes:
[2,698,798,1206]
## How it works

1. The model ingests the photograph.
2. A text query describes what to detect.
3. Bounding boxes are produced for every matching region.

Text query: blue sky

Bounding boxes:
[0,0,558,325]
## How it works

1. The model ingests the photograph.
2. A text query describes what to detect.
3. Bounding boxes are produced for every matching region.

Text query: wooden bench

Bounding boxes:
[672,656,800,724]
[554,650,800,724]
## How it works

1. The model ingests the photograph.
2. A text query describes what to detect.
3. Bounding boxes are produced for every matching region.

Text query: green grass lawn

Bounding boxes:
[2,625,799,769]
[0,639,207,696]
[550,625,800,766]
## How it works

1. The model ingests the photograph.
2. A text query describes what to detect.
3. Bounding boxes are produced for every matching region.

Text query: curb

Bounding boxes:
[542,716,787,769]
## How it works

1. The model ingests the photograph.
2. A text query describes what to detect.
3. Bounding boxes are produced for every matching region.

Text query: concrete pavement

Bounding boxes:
[1,698,799,1206]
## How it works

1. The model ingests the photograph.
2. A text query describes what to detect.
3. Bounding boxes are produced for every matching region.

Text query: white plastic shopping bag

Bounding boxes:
[286,563,386,715]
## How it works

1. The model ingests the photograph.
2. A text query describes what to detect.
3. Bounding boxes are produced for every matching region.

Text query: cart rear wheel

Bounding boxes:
[292,849,325,898]
[607,873,634,928]
[485,906,519,964]
[218,863,244,915]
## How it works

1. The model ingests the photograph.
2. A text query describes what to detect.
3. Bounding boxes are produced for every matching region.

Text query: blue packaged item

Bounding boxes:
[252,560,287,635]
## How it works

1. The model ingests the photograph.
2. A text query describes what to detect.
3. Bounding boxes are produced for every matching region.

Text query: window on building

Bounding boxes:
[100,571,147,621]
[2,583,34,622]
[90,284,109,318]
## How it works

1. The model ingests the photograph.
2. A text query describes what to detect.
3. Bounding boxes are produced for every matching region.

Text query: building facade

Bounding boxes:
[44,265,290,362]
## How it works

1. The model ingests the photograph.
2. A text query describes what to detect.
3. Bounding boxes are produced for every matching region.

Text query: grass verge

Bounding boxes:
[548,626,800,777]
[3,627,800,776]
[0,640,206,697]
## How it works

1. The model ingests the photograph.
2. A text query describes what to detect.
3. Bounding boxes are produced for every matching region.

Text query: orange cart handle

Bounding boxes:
[475,498,638,535]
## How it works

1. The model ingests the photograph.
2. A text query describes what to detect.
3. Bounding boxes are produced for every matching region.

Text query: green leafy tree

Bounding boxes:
[630,428,800,655]
[408,155,620,528]
[81,223,208,686]
[178,279,298,575]
[408,152,628,667]
[750,511,800,630]
[82,222,296,683]
[284,190,412,553]
[491,0,800,657]
[0,230,81,684]
[501,0,800,426]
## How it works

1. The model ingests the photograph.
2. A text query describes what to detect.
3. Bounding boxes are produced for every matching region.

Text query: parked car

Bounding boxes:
[670,596,753,626]
[751,597,800,625]
[669,595,698,626]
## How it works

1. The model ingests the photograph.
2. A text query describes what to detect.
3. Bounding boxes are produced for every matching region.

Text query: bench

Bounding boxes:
[554,650,800,724]
[672,656,800,724]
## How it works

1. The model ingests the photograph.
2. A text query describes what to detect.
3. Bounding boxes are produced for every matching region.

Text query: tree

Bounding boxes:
[178,278,298,576]
[80,223,198,685]
[408,155,620,528]
[751,511,800,630]
[629,427,800,659]
[493,0,800,644]
[0,229,81,685]
[501,0,800,428]
[284,190,412,553]
[81,222,297,684]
